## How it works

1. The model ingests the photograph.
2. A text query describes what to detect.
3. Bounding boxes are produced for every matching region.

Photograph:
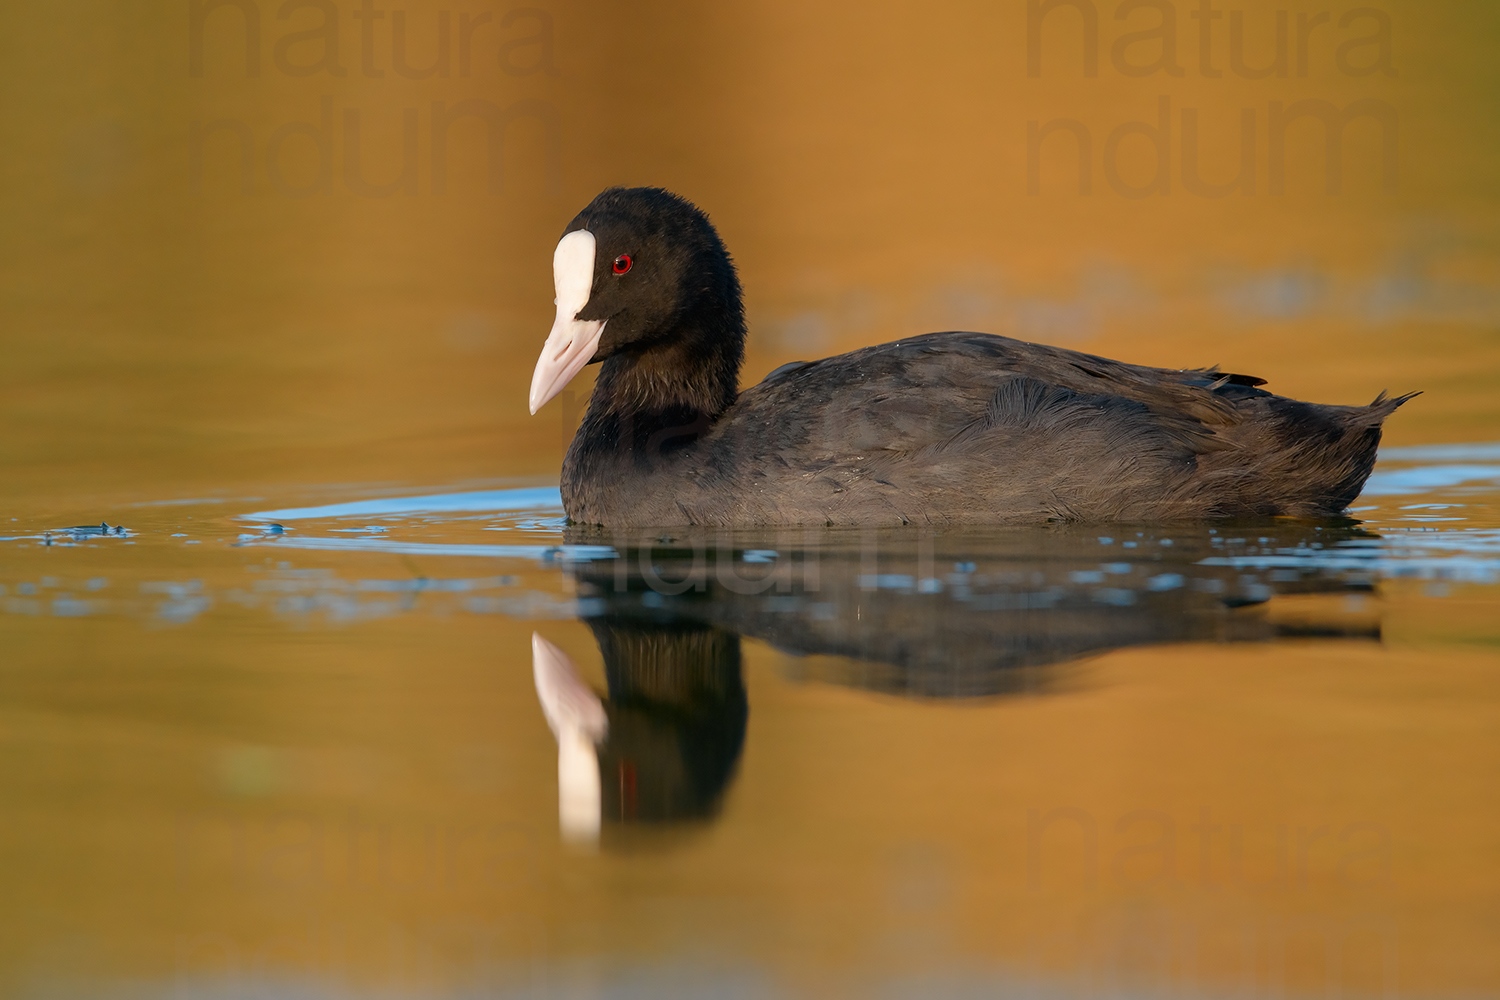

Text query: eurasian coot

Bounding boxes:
[528,187,1415,526]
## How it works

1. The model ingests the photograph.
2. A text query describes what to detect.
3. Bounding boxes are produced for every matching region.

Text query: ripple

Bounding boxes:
[243,486,563,522]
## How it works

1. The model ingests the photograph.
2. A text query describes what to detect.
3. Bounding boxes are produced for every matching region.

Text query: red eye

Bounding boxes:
[612,254,632,275]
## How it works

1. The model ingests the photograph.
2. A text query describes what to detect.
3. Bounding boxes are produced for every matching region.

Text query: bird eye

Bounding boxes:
[612,254,632,275]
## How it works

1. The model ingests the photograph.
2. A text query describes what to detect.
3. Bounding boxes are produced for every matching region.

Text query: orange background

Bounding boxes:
[3,0,1497,511]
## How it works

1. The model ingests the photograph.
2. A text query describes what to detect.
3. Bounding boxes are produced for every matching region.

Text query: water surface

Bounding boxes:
[3,442,1497,998]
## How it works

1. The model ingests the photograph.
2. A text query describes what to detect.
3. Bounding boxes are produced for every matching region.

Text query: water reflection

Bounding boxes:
[1,449,1497,995]
[534,521,1383,839]
[533,627,747,843]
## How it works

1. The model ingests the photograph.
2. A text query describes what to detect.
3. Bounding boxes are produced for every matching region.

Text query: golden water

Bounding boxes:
[2,2,1498,996]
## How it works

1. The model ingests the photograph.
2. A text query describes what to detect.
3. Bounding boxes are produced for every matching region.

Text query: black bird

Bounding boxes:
[528,187,1416,526]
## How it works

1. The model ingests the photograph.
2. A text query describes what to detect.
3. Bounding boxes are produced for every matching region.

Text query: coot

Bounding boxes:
[528,187,1415,526]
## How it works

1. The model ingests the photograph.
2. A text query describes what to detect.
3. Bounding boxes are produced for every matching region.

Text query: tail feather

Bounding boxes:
[1321,390,1420,510]
[1370,389,1422,411]
[1242,389,1420,515]
[1349,389,1422,428]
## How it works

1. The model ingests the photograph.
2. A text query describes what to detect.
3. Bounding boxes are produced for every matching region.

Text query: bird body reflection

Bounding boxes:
[533,522,1382,841]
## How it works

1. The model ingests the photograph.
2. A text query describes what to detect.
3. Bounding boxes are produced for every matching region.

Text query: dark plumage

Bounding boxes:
[529,187,1416,526]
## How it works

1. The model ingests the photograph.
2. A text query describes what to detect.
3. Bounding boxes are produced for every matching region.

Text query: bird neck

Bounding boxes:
[560,273,746,526]
[578,300,746,451]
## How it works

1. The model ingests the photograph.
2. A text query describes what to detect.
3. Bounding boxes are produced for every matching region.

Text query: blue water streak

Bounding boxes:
[243,487,563,522]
